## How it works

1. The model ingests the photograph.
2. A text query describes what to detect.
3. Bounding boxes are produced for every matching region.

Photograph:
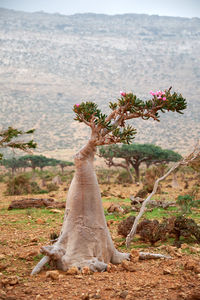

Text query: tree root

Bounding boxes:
[84,258,108,272]
[40,245,65,260]
[31,251,171,275]
[31,255,50,276]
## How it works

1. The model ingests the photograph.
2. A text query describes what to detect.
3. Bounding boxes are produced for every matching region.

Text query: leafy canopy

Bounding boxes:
[99,143,182,165]
[1,155,74,171]
[73,88,187,145]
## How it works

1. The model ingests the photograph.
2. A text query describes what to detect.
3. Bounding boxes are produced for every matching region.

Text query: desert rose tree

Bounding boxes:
[32,88,187,275]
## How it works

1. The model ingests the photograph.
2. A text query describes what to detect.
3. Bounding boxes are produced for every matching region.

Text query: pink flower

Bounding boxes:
[120,91,126,97]
[150,90,166,99]
[156,91,161,96]
[75,104,80,107]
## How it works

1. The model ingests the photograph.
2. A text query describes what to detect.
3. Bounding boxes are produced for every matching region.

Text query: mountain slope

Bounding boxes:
[0,8,199,158]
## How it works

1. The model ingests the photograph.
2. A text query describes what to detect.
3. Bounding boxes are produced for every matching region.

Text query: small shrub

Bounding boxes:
[137,219,167,246]
[116,169,133,184]
[142,166,165,193]
[118,216,136,237]
[177,194,200,214]
[30,181,45,194]
[97,168,112,184]
[135,186,149,198]
[43,172,56,181]
[60,170,75,185]
[0,174,5,182]
[189,184,200,199]
[172,216,200,244]
[118,215,200,246]
[6,174,44,195]
[179,166,195,174]
[46,183,59,192]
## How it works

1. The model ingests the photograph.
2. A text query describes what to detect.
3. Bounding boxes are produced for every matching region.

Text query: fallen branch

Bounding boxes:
[139,252,171,260]
[126,141,200,248]
[8,198,65,210]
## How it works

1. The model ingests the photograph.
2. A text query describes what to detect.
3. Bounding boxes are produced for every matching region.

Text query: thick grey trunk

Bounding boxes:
[32,141,129,275]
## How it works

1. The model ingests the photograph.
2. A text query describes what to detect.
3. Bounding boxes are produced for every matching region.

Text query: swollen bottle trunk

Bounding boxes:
[39,141,129,272]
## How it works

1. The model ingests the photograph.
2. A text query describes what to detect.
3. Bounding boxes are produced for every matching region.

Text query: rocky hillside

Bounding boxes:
[0,8,199,159]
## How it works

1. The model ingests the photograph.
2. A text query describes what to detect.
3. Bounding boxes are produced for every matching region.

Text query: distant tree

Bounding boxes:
[17,156,32,172]
[36,156,55,171]
[57,160,74,174]
[1,155,52,173]
[0,127,36,160]
[1,158,22,175]
[46,158,61,169]
[22,155,57,171]
[145,148,182,168]
[99,143,182,182]
[11,155,74,173]
[21,155,39,171]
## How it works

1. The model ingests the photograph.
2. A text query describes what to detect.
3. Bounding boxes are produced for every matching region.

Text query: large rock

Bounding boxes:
[66,266,79,275]
[121,260,136,272]
[107,203,124,214]
[46,270,60,280]
[52,175,62,185]
[1,276,19,286]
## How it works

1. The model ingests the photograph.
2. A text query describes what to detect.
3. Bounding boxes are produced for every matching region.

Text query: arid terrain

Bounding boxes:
[0,8,200,159]
[0,166,199,300]
[0,7,200,299]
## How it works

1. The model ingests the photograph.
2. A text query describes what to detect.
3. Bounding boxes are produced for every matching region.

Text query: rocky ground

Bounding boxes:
[0,175,200,300]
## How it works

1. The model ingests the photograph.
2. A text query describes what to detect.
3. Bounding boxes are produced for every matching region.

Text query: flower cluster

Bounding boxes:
[120,91,126,97]
[150,90,167,101]
[73,103,80,112]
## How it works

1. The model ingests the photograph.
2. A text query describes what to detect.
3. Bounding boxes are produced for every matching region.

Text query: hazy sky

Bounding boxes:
[0,0,200,18]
